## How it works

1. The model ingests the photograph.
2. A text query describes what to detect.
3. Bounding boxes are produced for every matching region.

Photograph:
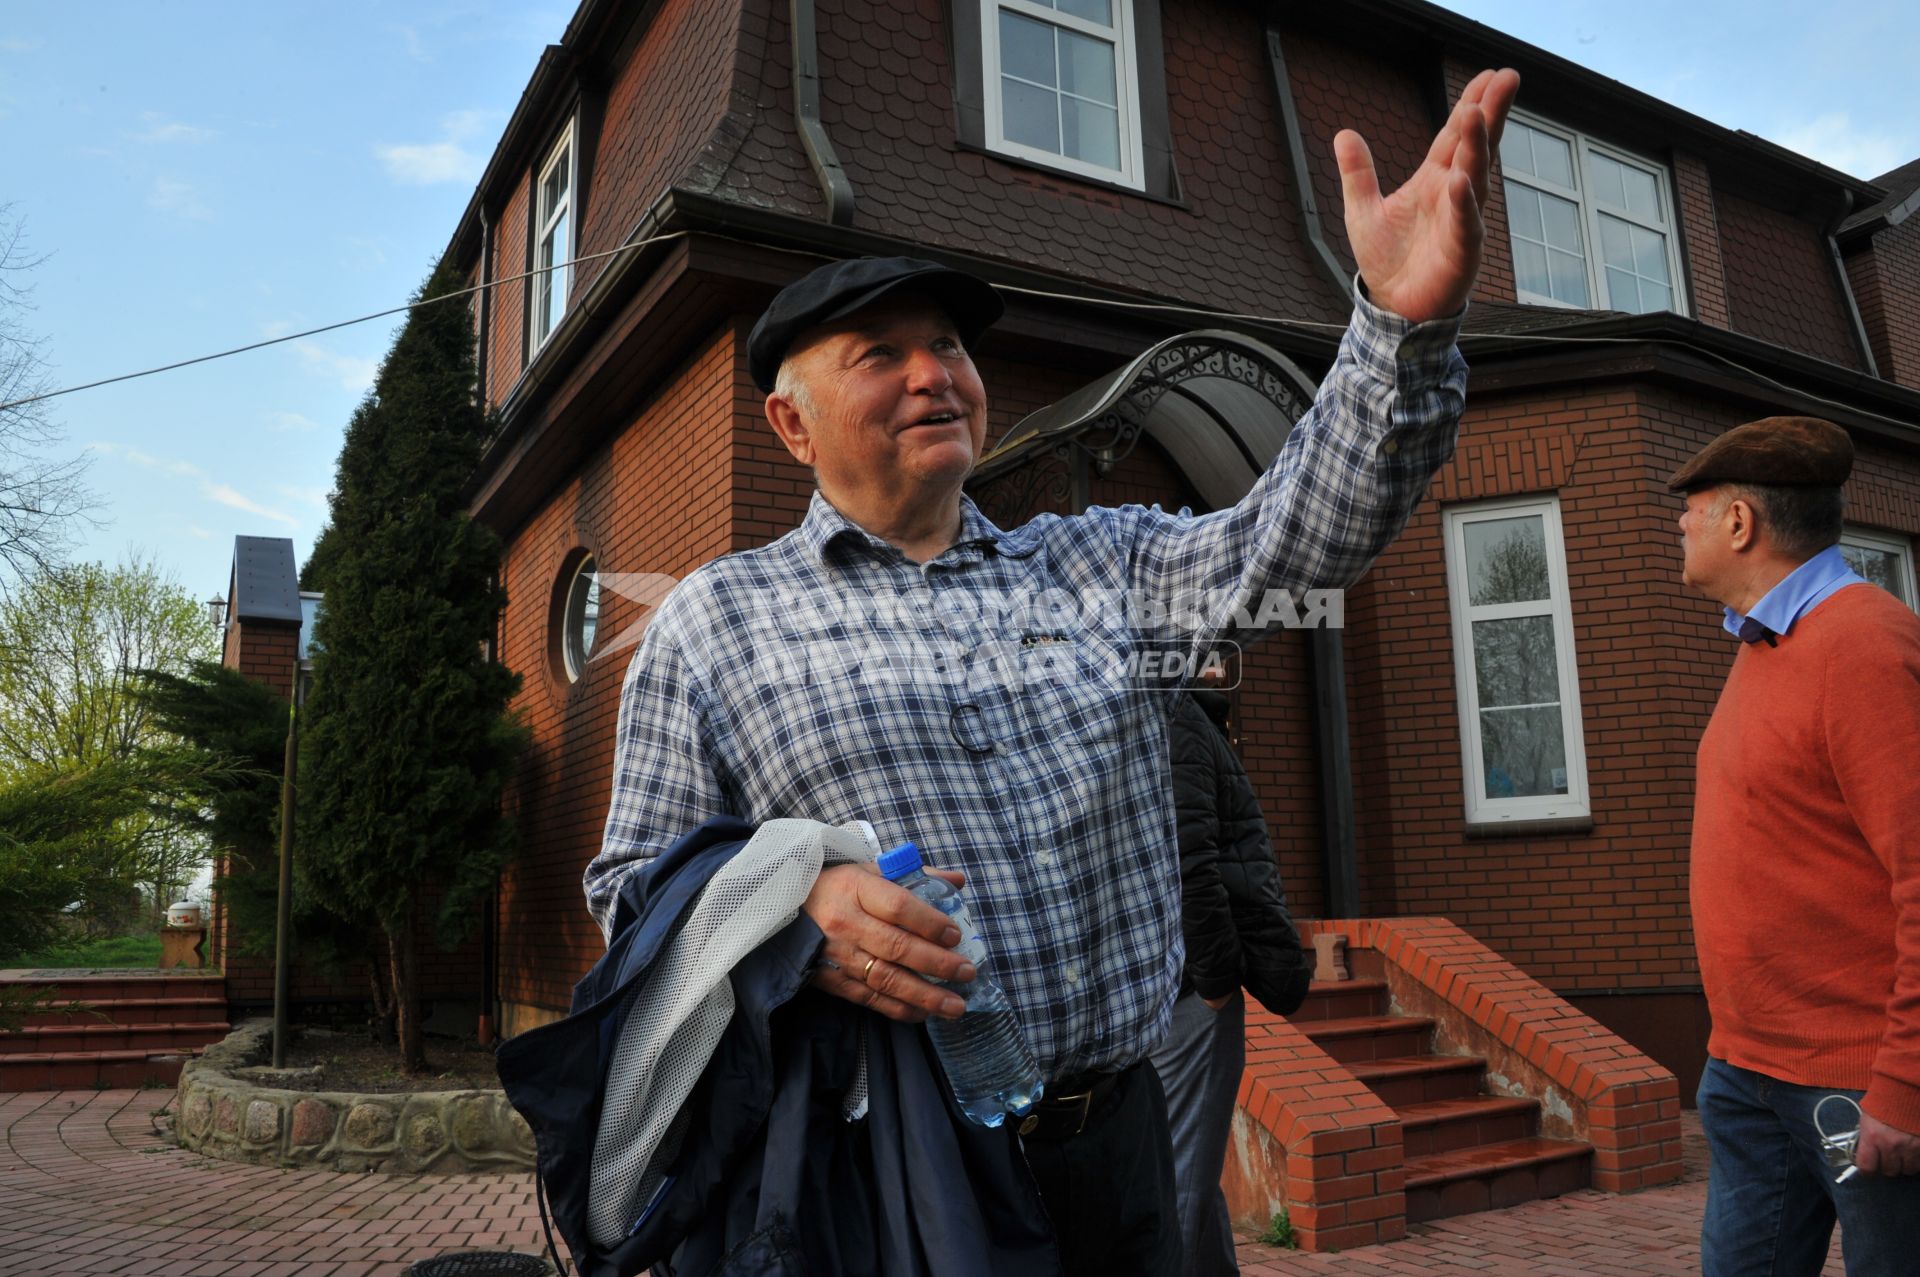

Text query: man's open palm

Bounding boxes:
[1336,68,1521,323]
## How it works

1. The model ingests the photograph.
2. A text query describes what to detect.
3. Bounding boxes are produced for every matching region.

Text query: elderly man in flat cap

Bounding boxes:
[1675,416,1920,1276]
[588,69,1519,1273]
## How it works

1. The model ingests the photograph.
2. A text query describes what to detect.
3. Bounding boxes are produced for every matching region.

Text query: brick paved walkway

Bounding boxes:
[0,1088,1846,1276]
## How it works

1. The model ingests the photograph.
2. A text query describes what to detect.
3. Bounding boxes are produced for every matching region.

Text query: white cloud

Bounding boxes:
[187,525,213,540]
[1772,113,1909,181]
[88,442,299,528]
[0,38,40,53]
[132,112,214,144]
[268,411,320,433]
[149,175,212,220]
[206,483,298,527]
[294,339,378,394]
[374,109,497,186]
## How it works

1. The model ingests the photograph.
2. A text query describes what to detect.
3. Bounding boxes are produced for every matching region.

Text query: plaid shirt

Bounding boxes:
[589,291,1466,1078]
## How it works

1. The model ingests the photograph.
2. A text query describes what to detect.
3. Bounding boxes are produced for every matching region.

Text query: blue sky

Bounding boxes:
[2,2,1916,610]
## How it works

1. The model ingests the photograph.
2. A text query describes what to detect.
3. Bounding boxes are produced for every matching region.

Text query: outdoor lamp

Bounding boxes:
[206,594,227,629]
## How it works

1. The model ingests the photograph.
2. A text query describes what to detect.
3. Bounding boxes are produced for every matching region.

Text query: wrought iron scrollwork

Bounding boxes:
[966,333,1317,527]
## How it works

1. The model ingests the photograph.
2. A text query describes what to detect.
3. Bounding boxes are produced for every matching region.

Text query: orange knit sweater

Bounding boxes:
[1691,584,1920,1131]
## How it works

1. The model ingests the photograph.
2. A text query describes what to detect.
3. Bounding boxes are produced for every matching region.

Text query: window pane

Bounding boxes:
[547,211,569,328]
[1604,266,1641,312]
[581,572,600,656]
[1473,615,1560,706]
[1540,193,1583,253]
[1841,543,1908,603]
[1531,129,1575,188]
[543,146,570,209]
[1465,515,1549,605]
[1639,280,1672,314]
[1062,96,1120,169]
[1622,164,1661,221]
[1508,185,1544,242]
[1513,239,1551,297]
[1056,0,1112,23]
[1598,214,1633,270]
[1002,76,1061,152]
[1480,705,1570,797]
[1631,224,1670,282]
[1547,249,1590,306]
[1000,10,1056,86]
[1590,152,1628,211]
[1499,122,1535,178]
[1058,28,1117,105]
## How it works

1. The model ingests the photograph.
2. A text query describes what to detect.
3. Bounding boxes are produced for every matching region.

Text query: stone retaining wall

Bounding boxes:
[174,1020,535,1173]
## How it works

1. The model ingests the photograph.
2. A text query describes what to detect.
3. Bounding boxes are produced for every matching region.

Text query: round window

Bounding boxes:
[562,556,600,682]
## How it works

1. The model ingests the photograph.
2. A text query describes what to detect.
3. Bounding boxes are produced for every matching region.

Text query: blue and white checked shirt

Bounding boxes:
[588,289,1468,1078]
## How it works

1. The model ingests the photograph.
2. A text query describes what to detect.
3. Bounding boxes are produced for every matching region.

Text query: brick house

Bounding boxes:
[421,0,1920,1245]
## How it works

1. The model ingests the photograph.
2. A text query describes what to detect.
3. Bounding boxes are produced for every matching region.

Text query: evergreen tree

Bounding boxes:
[299,259,525,1072]
[134,662,364,980]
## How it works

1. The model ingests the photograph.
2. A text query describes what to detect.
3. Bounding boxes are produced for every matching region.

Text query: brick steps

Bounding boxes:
[0,972,226,1092]
[1297,1014,1435,1062]
[0,1020,230,1055]
[1404,1137,1593,1223]
[1287,978,1594,1224]
[20,997,228,1028]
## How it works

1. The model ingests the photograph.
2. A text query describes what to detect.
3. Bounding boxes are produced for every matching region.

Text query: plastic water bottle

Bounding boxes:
[878,841,1044,1127]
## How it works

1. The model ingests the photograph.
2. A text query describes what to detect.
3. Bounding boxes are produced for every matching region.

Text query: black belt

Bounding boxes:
[1015,1066,1130,1140]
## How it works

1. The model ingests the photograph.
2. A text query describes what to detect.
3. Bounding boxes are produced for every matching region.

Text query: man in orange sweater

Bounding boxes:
[1676,415,1920,1276]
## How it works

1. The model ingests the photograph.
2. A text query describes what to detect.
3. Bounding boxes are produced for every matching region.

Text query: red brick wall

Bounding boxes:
[1342,383,1713,989]
[1846,216,1920,390]
[494,325,742,1013]
[224,620,298,699]
[572,0,743,301]
[1672,152,1731,328]
[488,177,530,406]
[1715,189,1864,369]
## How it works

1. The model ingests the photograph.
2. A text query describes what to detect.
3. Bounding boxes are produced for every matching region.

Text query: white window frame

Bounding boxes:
[980,0,1145,189]
[1839,526,1918,610]
[1442,496,1592,827]
[561,554,599,683]
[1502,111,1688,317]
[531,124,576,352]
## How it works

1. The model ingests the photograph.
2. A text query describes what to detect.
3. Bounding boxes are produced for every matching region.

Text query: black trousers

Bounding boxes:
[1019,1063,1182,1277]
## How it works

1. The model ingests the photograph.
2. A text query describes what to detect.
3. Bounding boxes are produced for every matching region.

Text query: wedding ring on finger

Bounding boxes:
[862,955,879,982]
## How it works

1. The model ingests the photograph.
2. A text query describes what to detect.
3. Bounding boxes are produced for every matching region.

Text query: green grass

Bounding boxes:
[6,933,164,969]
[1257,1208,1300,1249]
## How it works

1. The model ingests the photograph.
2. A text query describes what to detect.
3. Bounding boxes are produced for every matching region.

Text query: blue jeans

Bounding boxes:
[1146,989,1244,1277]
[1698,1056,1920,1276]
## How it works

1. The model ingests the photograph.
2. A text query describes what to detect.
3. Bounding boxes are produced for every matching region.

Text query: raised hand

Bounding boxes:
[1335,68,1521,324]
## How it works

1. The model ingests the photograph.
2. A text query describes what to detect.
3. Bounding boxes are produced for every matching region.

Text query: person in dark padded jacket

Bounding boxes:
[1149,686,1311,1277]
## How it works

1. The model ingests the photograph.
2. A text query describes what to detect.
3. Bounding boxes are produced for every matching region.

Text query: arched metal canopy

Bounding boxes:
[969,329,1320,519]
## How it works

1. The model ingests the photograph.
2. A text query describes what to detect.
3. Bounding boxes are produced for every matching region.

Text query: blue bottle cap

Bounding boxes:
[877,841,923,881]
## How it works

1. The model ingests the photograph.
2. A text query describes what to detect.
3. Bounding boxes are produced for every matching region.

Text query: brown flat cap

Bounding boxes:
[1667,416,1853,492]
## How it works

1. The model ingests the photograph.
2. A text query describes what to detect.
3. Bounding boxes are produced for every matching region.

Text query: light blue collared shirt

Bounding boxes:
[1723,544,1866,643]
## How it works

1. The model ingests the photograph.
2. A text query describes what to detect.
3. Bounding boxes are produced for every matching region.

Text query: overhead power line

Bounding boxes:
[6,226,1914,437]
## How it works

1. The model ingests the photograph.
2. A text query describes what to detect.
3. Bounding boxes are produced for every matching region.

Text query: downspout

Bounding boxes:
[1825,190,1881,379]
[791,0,856,226]
[1268,25,1361,917]
[1266,27,1353,300]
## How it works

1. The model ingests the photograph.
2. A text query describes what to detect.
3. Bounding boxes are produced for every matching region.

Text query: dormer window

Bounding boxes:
[532,125,576,350]
[1500,113,1687,316]
[982,0,1145,189]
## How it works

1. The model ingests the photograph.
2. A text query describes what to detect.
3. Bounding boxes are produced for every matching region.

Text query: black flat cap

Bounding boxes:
[747,256,1004,393]
[1667,416,1854,491]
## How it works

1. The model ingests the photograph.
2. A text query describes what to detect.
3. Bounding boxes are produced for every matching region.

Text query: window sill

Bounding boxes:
[956,139,1187,210]
[1463,813,1595,839]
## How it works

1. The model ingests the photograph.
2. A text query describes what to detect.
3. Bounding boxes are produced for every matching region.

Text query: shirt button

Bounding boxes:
[1065,966,1081,986]
[1036,851,1054,867]
[1381,439,1400,456]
